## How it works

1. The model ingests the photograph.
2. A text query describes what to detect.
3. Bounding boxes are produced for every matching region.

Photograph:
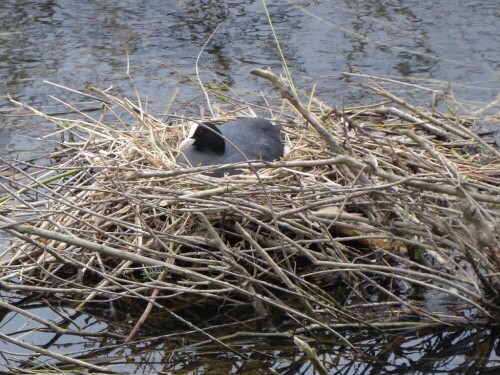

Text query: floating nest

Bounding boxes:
[1,70,499,345]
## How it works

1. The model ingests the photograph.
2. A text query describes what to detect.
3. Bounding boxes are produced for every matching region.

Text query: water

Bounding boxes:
[1,1,499,136]
[0,0,499,372]
[0,292,498,373]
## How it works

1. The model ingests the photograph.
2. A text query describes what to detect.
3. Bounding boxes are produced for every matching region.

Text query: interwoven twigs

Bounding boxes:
[1,73,499,335]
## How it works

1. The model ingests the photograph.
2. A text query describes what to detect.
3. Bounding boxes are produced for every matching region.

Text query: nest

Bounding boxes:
[1,70,499,344]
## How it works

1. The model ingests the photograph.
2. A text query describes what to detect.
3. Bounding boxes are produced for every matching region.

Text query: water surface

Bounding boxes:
[1,1,498,146]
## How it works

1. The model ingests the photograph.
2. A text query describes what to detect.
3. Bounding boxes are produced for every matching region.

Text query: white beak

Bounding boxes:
[178,137,195,151]
[178,122,199,151]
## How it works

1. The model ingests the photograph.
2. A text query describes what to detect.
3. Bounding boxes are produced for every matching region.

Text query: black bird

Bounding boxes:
[177,117,283,176]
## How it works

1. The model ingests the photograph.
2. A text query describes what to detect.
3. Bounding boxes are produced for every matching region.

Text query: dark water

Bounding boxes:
[0,292,498,374]
[0,0,499,372]
[1,0,499,155]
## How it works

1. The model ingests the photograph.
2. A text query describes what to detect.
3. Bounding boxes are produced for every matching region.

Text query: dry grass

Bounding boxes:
[0,70,499,355]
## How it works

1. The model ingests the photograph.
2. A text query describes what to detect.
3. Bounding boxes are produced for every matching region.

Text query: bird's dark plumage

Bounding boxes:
[177,117,283,176]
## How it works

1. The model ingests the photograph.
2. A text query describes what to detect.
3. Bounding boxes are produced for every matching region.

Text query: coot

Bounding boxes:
[177,117,283,176]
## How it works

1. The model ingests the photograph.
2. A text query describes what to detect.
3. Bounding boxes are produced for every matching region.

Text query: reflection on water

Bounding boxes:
[0,293,497,373]
[1,1,498,111]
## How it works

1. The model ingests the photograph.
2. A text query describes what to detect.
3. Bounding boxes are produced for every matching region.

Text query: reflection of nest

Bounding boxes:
[2,72,499,339]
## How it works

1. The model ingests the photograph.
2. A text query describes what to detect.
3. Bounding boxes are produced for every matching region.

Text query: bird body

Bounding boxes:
[177,117,283,176]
